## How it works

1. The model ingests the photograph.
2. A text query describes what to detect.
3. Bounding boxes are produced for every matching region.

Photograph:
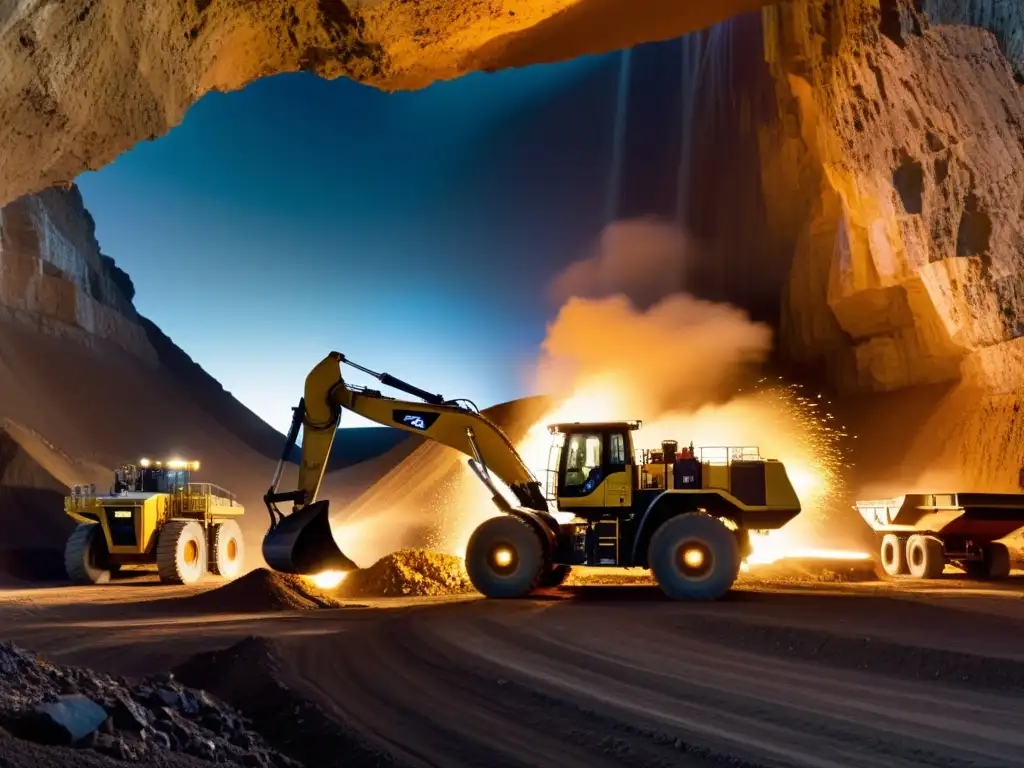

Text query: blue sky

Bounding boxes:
[76,46,684,433]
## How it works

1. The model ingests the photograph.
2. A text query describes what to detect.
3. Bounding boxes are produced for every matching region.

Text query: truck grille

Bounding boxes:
[105,507,138,547]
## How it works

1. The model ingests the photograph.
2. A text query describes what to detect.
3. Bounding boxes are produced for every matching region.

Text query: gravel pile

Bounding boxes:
[0,641,296,767]
[340,549,474,597]
[166,569,342,613]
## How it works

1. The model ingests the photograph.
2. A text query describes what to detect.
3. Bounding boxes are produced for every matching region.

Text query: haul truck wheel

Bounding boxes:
[156,519,207,585]
[906,534,944,579]
[465,516,544,598]
[210,519,245,579]
[648,512,740,601]
[880,534,909,576]
[539,564,572,588]
[983,542,1011,580]
[64,523,114,584]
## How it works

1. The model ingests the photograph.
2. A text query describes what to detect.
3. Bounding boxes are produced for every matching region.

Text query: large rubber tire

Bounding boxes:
[983,542,1011,580]
[880,534,909,576]
[210,519,245,579]
[156,519,207,585]
[539,564,572,588]
[648,512,740,601]
[906,534,944,579]
[465,516,544,598]
[64,523,114,584]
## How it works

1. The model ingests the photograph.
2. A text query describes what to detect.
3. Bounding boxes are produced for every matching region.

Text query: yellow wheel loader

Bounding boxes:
[261,352,803,601]
[63,460,246,585]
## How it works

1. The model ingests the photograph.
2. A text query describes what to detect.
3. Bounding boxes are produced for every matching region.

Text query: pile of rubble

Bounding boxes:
[174,637,393,767]
[0,641,296,766]
[341,549,475,597]
[169,569,342,613]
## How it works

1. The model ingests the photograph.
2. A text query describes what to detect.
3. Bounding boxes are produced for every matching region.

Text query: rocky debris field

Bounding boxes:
[0,641,296,767]
[338,549,474,598]
[174,637,394,768]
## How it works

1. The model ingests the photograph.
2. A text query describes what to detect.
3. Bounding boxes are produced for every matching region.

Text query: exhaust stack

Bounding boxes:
[262,500,358,575]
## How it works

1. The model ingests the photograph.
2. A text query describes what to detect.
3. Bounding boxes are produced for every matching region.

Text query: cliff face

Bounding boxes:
[764,2,1024,393]
[759,1,1024,491]
[0,187,155,362]
[0,184,307,468]
[0,0,769,208]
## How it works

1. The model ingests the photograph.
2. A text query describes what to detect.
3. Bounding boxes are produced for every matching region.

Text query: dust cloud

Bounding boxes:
[537,216,773,416]
[548,217,695,307]
[536,294,773,415]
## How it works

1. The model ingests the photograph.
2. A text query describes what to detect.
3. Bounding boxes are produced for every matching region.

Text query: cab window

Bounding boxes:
[563,433,602,491]
[609,433,626,466]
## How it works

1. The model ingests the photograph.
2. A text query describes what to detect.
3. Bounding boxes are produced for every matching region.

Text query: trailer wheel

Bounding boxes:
[465,516,544,598]
[880,534,908,576]
[64,523,113,585]
[156,519,207,585]
[982,543,1011,580]
[210,519,245,579]
[906,534,944,579]
[648,512,740,601]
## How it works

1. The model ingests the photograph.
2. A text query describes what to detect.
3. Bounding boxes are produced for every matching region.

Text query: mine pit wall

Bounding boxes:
[0,186,157,364]
[753,1,1024,495]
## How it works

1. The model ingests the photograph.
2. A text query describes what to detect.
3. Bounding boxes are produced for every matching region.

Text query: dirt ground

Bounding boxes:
[2,569,1023,768]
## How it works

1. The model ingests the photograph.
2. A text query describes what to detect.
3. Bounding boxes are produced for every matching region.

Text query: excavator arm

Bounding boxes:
[261,352,556,575]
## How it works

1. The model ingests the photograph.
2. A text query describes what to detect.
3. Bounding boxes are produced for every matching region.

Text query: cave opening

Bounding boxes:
[59,10,808,441]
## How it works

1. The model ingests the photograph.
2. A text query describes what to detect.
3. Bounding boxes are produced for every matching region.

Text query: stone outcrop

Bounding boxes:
[763,2,1024,394]
[758,1,1024,490]
[0,0,770,208]
[0,187,155,362]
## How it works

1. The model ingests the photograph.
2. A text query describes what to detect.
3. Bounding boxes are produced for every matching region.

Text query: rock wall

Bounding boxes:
[0,186,156,362]
[0,0,771,209]
[760,1,1024,491]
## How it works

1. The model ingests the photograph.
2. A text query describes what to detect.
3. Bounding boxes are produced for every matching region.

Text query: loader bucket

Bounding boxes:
[261,500,359,575]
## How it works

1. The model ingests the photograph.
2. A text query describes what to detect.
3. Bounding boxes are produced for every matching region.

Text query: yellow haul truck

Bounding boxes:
[63,459,246,585]
[260,352,803,601]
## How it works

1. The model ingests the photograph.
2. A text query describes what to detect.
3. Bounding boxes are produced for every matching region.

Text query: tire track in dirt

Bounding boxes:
[275,600,1024,768]
[443,604,1024,767]
[275,612,734,767]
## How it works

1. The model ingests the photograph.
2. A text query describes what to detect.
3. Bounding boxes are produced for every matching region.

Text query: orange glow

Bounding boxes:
[682,547,705,568]
[308,570,348,589]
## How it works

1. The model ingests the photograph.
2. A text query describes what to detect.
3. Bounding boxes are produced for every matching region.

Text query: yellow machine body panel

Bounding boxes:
[97,496,163,556]
[764,460,802,509]
[702,463,731,493]
[558,468,633,509]
[602,467,632,508]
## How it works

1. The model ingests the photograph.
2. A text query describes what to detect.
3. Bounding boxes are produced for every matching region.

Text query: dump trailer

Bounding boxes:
[64,459,246,585]
[856,493,1024,579]
[260,352,803,601]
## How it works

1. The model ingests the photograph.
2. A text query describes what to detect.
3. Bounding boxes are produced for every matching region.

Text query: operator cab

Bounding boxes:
[112,459,201,495]
[545,421,770,515]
